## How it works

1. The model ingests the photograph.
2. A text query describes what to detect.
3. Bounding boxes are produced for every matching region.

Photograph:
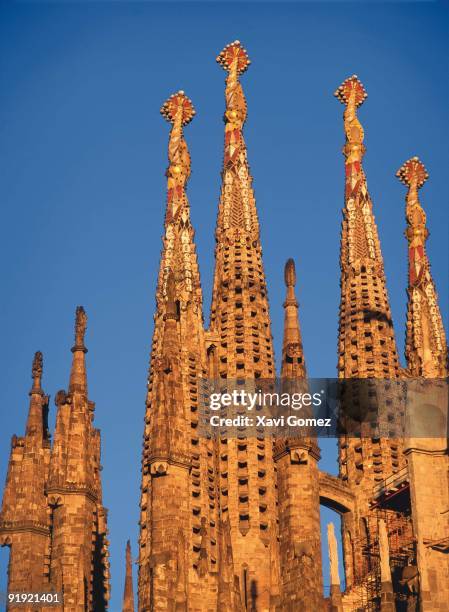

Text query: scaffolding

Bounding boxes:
[344,467,417,611]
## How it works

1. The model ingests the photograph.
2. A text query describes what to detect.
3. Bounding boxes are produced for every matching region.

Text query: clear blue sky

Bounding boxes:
[1,1,448,609]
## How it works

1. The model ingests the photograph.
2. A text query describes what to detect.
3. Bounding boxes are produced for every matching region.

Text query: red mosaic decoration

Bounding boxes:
[345,161,362,197]
[160,90,195,126]
[224,128,242,166]
[409,245,425,287]
[216,40,251,75]
[334,75,367,107]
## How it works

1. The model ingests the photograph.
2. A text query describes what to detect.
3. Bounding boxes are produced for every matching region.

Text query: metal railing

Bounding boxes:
[373,466,409,499]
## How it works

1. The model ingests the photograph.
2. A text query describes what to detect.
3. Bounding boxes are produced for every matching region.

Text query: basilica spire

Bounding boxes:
[281,259,306,379]
[138,93,218,610]
[208,41,278,611]
[156,91,202,313]
[214,40,259,242]
[335,76,405,584]
[210,40,274,378]
[397,157,447,377]
[335,76,400,379]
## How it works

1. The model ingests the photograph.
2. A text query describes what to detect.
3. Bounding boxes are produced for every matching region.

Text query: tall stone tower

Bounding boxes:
[274,259,323,610]
[137,91,220,611]
[0,307,110,611]
[397,157,449,610]
[397,157,447,379]
[334,76,406,583]
[0,352,51,598]
[208,41,280,611]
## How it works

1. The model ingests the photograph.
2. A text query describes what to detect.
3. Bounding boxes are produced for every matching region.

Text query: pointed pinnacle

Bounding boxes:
[160,91,195,126]
[31,351,43,393]
[216,40,251,75]
[123,538,135,612]
[396,156,429,188]
[334,75,367,107]
[284,258,296,288]
[73,306,88,350]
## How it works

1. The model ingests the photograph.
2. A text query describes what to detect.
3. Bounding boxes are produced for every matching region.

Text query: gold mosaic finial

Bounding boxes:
[396,156,429,189]
[216,40,251,75]
[284,258,296,288]
[160,91,195,127]
[74,306,87,349]
[31,351,43,392]
[334,75,367,107]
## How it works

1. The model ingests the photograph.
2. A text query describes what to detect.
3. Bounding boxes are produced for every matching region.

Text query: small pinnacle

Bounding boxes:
[74,306,88,349]
[31,351,43,391]
[284,258,297,288]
